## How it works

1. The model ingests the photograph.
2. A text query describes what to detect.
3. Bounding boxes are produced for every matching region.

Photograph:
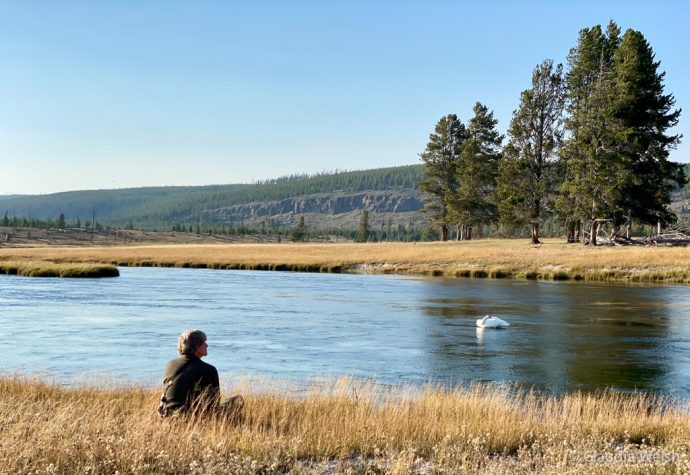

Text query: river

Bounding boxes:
[2,267,689,397]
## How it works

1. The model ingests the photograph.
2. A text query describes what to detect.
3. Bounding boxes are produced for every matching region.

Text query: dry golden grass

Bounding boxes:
[1,376,688,474]
[1,239,690,282]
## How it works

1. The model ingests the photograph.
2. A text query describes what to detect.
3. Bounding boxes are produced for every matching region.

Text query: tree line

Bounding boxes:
[420,21,686,244]
[1,213,92,231]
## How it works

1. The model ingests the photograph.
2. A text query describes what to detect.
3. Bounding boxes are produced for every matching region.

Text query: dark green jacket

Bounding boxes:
[162,355,220,414]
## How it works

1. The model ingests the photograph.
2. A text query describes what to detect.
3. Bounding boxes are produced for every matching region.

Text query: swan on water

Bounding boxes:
[476,315,510,328]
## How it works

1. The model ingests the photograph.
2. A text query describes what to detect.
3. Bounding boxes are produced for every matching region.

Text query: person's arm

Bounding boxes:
[211,367,220,402]
[201,365,221,407]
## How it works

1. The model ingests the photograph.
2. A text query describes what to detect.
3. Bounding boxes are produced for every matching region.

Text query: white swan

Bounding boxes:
[476,315,510,328]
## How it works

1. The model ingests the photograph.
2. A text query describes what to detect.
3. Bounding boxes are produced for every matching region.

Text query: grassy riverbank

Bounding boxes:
[1,376,688,474]
[0,260,119,278]
[1,239,690,282]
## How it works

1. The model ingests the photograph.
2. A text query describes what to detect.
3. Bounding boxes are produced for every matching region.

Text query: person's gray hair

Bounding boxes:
[178,329,207,356]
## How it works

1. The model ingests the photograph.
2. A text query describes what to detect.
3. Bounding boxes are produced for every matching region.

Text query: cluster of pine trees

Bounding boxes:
[420,22,685,244]
[1,212,90,231]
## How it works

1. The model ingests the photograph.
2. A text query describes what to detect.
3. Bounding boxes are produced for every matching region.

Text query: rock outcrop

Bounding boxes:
[203,190,426,228]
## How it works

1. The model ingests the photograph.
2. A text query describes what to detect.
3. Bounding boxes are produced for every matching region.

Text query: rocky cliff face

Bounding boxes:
[203,190,426,228]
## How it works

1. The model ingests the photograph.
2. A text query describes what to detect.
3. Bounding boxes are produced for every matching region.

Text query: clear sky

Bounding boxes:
[1,1,688,195]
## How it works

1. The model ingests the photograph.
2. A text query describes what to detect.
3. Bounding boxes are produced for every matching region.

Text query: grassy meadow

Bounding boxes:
[1,239,689,282]
[1,375,688,474]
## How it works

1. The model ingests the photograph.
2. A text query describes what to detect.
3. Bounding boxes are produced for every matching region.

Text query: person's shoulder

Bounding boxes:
[164,356,188,378]
[194,358,218,375]
[164,356,178,368]
[165,356,180,364]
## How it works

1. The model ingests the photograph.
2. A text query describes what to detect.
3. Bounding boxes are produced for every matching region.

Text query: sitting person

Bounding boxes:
[159,329,243,421]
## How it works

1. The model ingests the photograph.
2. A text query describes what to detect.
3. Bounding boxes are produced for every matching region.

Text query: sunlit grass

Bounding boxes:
[1,239,689,282]
[0,260,119,278]
[1,375,688,473]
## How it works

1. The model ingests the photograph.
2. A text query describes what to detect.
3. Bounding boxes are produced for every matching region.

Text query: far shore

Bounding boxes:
[1,239,690,282]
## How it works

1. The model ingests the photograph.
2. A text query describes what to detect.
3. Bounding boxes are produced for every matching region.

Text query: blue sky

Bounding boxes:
[1,1,688,194]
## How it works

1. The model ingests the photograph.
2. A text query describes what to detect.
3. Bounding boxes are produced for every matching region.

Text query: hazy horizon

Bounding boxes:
[0,163,427,198]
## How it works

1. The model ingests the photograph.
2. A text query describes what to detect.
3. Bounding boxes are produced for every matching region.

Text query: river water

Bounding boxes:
[2,267,689,397]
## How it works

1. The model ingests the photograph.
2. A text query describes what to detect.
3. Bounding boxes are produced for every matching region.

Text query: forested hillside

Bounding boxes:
[0,165,425,230]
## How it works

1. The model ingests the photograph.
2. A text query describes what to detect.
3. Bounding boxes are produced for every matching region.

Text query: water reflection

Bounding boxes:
[417,279,689,396]
[559,286,671,393]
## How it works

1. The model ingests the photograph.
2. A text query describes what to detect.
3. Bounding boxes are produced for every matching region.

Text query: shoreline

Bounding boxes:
[1,239,690,282]
[0,260,119,278]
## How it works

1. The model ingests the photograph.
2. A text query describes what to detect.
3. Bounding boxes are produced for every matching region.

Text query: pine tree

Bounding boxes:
[557,22,626,244]
[558,21,684,244]
[610,29,685,231]
[290,216,308,242]
[356,209,370,242]
[496,60,565,244]
[451,103,503,240]
[419,114,466,241]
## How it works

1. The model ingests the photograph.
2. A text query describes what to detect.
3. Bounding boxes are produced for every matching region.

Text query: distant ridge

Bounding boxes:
[1,165,425,230]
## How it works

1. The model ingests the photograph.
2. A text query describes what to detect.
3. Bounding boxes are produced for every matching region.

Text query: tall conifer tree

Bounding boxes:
[496,60,565,244]
[419,114,466,241]
[611,29,685,230]
[451,103,502,240]
[557,22,624,245]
